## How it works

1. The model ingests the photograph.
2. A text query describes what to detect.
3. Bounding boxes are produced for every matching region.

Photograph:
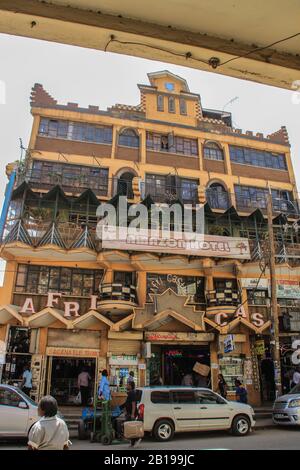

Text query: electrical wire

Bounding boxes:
[104,32,300,69]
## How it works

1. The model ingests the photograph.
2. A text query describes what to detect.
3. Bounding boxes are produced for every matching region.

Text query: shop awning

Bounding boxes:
[72,310,114,329]
[0,304,23,325]
[112,314,134,332]
[26,307,72,328]
[143,308,204,331]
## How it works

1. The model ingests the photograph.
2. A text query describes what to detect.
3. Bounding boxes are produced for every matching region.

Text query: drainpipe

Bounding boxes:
[0,169,16,240]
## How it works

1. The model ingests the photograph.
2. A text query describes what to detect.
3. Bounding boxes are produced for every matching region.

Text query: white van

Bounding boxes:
[136,387,255,442]
[0,384,39,438]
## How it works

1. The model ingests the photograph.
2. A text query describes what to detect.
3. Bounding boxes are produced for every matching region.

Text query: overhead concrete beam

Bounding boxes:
[0,0,299,89]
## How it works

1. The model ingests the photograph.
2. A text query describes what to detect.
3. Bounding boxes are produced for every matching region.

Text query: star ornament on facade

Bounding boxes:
[132,288,206,330]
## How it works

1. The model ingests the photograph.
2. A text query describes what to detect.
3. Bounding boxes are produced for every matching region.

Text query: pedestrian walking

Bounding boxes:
[127,371,135,386]
[28,395,71,450]
[98,369,111,401]
[121,381,142,448]
[77,366,91,407]
[218,374,228,399]
[22,364,32,397]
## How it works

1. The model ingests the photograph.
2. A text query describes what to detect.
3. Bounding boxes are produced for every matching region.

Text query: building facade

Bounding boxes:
[0,70,300,406]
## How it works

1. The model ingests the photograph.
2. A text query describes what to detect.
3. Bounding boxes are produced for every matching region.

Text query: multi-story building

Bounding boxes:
[0,70,299,406]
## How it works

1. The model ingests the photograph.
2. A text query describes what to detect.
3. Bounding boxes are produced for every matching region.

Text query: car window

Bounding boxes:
[288,383,300,394]
[172,390,197,404]
[151,391,171,404]
[135,389,142,403]
[196,391,226,405]
[0,388,22,407]
[17,388,37,407]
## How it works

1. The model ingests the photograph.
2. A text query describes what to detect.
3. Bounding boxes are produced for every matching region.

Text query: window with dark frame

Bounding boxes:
[203,142,224,161]
[15,264,103,297]
[157,95,164,112]
[229,145,287,170]
[146,132,198,156]
[38,118,113,144]
[179,98,187,115]
[234,185,294,213]
[118,129,139,148]
[31,160,109,194]
[168,96,176,113]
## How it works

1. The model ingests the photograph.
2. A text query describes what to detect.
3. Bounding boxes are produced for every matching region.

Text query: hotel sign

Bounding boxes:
[144,332,214,342]
[101,227,250,260]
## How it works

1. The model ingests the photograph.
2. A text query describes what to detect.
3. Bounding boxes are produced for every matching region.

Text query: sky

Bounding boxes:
[0,33,299,284]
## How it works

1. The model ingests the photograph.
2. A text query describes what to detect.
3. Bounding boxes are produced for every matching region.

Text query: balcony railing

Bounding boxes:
[99,283,137,303]
[2,217,100,251]
[141,182,198,205]
[206,189,230,210]
[206,288,241,307]
[19,168,109,196]
[236,195,299,216]
[16,169,138,200]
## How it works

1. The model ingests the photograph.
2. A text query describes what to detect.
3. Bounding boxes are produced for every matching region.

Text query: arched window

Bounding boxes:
[168,96,175,113]
[118,129,139,148]
[179,98,187,115]
[206,182,229,210]
[203,142,224,161]
[157,95,164,112]
[117,171,135,199]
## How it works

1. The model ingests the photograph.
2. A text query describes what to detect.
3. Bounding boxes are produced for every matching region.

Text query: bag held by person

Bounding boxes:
[123,421,144,439]
[75,391,82,405]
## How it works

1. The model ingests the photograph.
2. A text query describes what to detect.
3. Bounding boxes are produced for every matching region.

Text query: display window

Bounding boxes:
[219,357,244,392]
[146,273,205,303]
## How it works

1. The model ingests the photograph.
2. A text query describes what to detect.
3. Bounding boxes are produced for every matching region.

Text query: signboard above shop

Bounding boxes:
[274,280,300,299]
[241,278,268,290]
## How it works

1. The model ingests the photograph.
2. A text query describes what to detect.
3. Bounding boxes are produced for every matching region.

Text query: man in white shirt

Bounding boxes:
[292,367,300,387]
[22,364,32,397]
[28,395,71,450]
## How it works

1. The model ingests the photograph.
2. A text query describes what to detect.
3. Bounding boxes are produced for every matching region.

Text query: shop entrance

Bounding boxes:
[149,345,210,386]
[48,357,96,406]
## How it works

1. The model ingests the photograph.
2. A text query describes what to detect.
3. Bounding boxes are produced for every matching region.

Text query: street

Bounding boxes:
[0,428,299,450]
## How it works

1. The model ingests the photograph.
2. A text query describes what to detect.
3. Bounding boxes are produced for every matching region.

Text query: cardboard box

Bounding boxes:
[123,421,144,439]
[193,362,210,377]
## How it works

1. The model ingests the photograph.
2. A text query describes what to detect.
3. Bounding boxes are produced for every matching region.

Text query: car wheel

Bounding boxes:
[231,415,251,436]
[153,419,175,442]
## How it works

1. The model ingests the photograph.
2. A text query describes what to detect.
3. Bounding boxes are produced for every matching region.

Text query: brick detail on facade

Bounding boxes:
[146,151,200,170]
[30,83,57,107]
[231,163,291,183]
[35,136,112,158]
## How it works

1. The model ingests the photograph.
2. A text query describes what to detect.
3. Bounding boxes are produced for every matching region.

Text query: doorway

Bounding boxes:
[149,345,210,386]
[48,357,96,406]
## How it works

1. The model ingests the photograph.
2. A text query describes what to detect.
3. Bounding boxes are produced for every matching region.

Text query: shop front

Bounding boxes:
[1,326,39,388]
[144,331,214,387]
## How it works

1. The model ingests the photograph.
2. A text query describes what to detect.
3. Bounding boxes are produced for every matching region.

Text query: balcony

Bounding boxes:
[20,168,109,197]
[98,283,137,314]
[2,217,100,252]
[206,288,241,308]
[141,182,198,205]
[236,195,299,216]
[206,188,230,210]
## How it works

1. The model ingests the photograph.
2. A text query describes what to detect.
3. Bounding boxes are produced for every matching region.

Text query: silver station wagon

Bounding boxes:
[273,384,300,426]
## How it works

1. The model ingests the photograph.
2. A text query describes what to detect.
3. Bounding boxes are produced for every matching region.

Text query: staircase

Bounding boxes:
[59,406,83,438]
